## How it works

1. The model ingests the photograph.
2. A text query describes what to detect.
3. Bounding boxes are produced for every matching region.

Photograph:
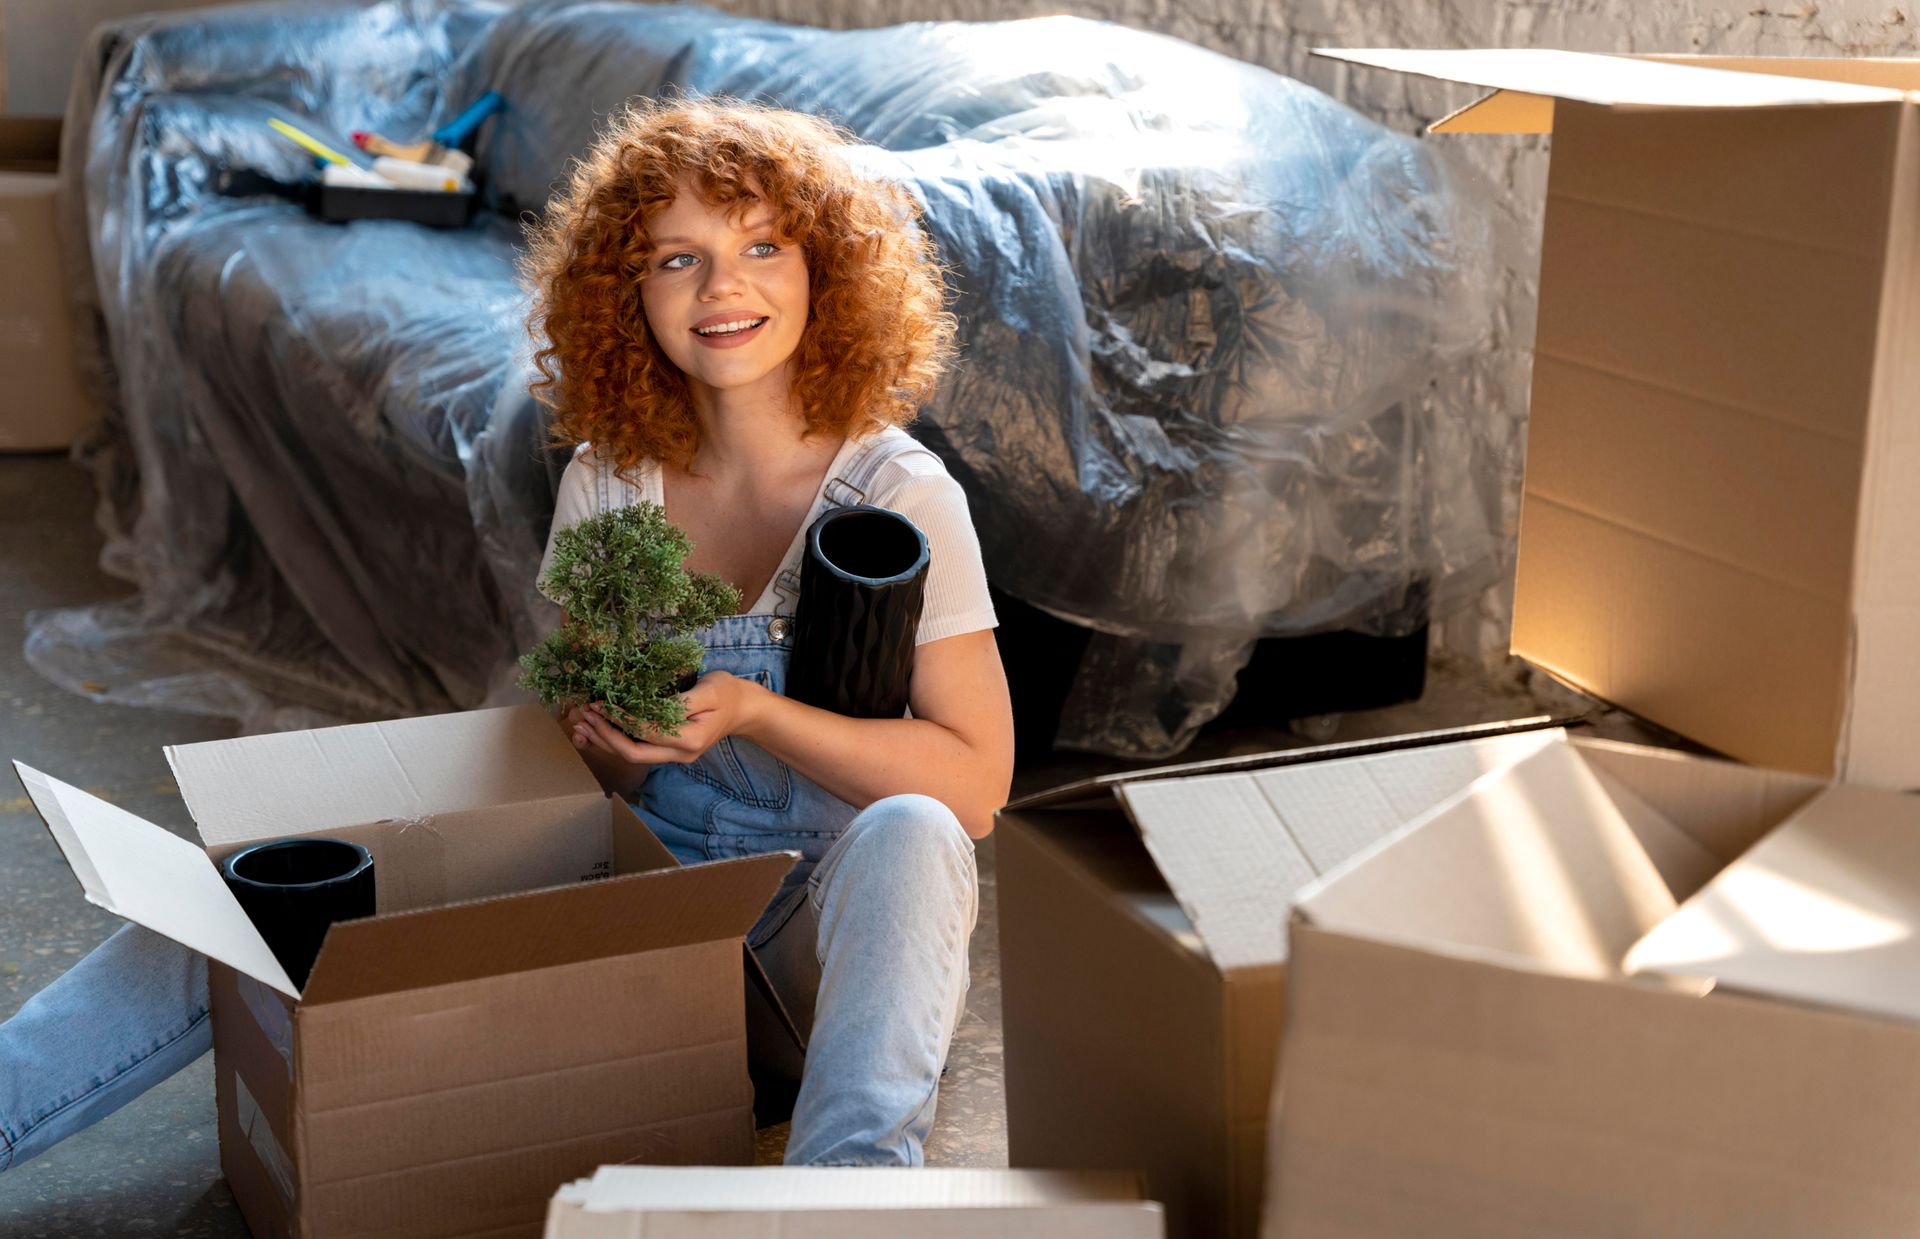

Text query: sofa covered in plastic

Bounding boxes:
[32,0,1499,756]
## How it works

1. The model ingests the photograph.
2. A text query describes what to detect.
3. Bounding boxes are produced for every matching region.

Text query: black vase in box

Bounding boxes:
[787,504,929,719]
[221,837,376,989]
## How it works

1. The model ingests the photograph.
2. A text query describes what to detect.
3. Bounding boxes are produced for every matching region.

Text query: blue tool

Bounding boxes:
[432,91,505,149]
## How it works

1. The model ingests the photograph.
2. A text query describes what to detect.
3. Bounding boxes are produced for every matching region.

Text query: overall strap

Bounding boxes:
[821,431,897,509]
[591,449,643,516]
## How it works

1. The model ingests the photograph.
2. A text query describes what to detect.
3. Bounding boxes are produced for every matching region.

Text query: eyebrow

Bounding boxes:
[651,218,780,246]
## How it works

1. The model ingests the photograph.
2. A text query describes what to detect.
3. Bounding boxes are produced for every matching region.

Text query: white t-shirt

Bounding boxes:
[538,426,998,645]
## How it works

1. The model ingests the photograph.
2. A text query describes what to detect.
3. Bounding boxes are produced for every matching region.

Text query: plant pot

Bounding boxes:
[221,837,376,989]
[787,504,929,719]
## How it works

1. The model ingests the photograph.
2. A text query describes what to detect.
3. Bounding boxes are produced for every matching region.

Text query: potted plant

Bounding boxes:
[518,502,740,740]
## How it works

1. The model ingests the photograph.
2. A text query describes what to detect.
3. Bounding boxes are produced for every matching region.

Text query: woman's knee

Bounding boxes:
[816,794,977,933]
[846,794,970,861]
[821,796,975,901]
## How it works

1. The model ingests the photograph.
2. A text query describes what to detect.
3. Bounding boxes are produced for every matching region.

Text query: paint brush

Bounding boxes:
[351,91,504,178]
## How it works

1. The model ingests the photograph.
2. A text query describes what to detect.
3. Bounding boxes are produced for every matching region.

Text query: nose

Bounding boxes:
[699,253,745,300]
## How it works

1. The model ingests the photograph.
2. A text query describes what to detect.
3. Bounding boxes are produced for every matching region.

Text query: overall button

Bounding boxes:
[768,616,792,643]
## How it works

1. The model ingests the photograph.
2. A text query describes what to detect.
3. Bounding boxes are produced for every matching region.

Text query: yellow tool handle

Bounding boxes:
[268,118,356,167]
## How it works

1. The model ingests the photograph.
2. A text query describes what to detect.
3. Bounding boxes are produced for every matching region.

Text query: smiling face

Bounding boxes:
[639,178,810,412]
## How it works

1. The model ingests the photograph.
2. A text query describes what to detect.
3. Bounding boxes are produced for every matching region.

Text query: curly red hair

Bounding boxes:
[523,96,957,474]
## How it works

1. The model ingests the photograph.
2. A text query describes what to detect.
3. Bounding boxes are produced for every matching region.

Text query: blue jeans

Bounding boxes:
[734,791,977,1166]
[0,923,211,1171]
[2,612,979,1170]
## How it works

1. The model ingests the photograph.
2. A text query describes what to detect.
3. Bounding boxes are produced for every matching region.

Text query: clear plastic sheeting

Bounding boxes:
[36,0,1500,756]
[1053,631,1266,762]
[36,0,536,732]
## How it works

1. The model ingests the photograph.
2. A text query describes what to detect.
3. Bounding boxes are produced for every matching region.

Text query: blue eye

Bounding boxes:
[659,253,696,271]
[750,242,779,257]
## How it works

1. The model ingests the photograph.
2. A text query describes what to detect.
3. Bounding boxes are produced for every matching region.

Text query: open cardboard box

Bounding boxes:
[542,1167,1165,1238]
[1264,729,1920,1236]
[13,704,801,1239]
[995,719,1568,1239]
[1315,49,1920,787]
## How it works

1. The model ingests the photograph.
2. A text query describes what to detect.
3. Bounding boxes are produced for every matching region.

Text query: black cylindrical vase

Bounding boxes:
[221,838,376,989]
[787,504,930,719]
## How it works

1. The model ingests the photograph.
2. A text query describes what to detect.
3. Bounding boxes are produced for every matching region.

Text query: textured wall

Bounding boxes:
[3,0,253,112]
[709,0,1920,666]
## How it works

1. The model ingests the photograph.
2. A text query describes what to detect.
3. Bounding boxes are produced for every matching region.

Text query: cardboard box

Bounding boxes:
[1265,729,1920,1237]
[13,704,795,1239]
[0,116,94,451]
[996,719,1565,1239]
[542,1167,1166,1237]
[1318,49,1920,786]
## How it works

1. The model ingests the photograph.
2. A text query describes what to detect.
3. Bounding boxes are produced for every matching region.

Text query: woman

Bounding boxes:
[531,97,1013,1165]
[0,98,1013,1172]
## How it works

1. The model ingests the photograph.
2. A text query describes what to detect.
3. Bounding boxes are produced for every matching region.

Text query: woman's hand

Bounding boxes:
[557,703,646,796]
[569,671,762,766]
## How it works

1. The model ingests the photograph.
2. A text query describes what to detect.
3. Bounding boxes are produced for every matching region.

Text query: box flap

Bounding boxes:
[613,796,681,874]
[166,705,601,849]
[12,762,298,996]
[1642,54,1920,92]
[1003,716,1564,812]
[553,1166,1150,1211]
[1568,735,1825,865]
[1314,49,1906,135]
[298,851,794,1005]
[1112,730,1565,973]
[1293,741,1716,977]
[1625,783,1920,1022]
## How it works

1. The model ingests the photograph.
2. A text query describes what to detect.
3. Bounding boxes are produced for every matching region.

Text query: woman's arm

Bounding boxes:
[562,701,653,797]
[571,629,1015,838]
[735,629,1014,838]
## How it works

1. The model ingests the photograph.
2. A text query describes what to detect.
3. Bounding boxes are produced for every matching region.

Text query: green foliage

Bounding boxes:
[518,502,740,739]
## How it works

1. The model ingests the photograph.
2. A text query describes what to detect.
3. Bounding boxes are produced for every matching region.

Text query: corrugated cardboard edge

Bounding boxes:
[1002,716,1567,812]
[1839,101,1920,788]
[554,1166,1154,1211]
[298,850,796,1005]
[542,1167,1166,1236]
[1312,48,1907,136]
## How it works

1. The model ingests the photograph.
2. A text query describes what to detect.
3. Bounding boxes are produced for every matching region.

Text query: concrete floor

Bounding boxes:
[1,451,1570,1234]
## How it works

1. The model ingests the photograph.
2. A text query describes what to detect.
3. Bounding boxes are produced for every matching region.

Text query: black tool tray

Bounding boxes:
[306,180,478,228]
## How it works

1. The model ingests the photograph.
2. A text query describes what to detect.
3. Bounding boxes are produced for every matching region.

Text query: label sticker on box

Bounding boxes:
[234,1071,296,1206]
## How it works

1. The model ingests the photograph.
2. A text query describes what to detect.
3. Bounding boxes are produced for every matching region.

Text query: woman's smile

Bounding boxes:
[691,312,771,348]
